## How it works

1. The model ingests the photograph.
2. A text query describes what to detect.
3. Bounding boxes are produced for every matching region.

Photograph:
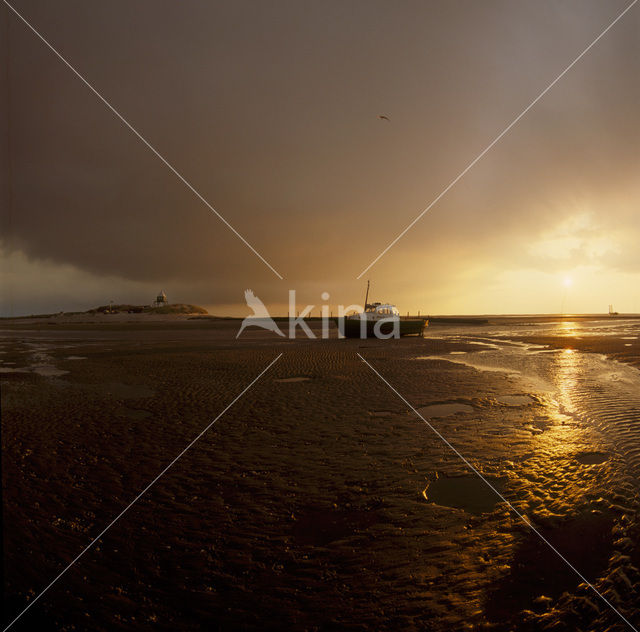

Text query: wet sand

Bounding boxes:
[2,317,640,630]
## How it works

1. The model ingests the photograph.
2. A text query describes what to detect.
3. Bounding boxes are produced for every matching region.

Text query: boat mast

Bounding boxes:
[364,280,370,309]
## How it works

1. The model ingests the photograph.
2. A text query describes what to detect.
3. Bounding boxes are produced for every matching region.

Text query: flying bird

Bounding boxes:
[378,115,390,121]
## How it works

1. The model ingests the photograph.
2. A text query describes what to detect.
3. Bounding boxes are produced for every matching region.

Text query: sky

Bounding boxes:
[1,0,639,317]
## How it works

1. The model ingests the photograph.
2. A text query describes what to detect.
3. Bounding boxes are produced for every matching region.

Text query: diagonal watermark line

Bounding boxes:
[2,353,283,632]
[2,0,284,280]
[357,353,639,632]
[356,0,639,279]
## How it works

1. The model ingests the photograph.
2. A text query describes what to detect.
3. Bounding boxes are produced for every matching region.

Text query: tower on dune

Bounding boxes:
[154,290,168,307]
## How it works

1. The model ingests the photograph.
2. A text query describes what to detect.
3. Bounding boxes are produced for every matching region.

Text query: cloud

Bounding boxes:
[2,0,639,314]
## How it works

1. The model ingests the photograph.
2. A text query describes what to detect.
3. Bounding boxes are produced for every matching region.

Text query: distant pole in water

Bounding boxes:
[364,280,370,309]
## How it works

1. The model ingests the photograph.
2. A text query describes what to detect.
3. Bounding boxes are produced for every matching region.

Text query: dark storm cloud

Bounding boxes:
[1,0,639,314]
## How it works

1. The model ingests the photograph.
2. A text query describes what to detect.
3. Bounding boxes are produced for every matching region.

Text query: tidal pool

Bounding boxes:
[414,402,474,418]
[423,474,507,515]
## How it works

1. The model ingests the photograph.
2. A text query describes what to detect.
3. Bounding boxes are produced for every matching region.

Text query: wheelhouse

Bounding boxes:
[363,303,400,319]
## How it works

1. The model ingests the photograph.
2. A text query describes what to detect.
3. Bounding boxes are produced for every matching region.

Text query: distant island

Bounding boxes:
[89,303,208,315]
[1,303,209,320]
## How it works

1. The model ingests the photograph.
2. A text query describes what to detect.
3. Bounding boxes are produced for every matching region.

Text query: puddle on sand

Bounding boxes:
[465,341,500,349]
[522,416,553,434]
[65,356,87,360]
[276,377,310,383]
[423,474,506,515]
[496,394,534,406]
[575,451,609,465]
[414,402,474,418]
[0,365,68,376]
[32,365,69,376]
[415,356,520,377]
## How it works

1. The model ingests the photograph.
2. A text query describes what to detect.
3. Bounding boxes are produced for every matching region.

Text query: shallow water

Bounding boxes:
[423,474,507,514]
[414,320,640,628]
[495,394,534,406]
[414,402,475,418]
[575,451,609,465]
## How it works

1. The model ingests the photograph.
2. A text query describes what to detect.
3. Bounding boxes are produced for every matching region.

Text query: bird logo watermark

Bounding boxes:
[236,290,285,338]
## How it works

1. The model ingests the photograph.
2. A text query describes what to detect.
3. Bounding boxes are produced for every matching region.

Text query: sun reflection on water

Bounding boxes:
[553,346,583,417]
[557,321,580,337]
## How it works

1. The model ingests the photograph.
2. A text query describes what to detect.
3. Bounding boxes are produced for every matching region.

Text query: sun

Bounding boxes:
[563,276,573,287]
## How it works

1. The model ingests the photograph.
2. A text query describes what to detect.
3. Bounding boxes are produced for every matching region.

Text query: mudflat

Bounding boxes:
[2,317,640,630]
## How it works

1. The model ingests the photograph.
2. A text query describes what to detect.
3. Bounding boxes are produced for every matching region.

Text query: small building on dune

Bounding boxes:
[153,290,168,307]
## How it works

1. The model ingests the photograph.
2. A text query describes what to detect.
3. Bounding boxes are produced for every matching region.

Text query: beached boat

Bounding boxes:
[335,282,427,338]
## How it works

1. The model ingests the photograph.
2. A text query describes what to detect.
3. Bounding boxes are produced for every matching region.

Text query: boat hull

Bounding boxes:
[334,318,427,338]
